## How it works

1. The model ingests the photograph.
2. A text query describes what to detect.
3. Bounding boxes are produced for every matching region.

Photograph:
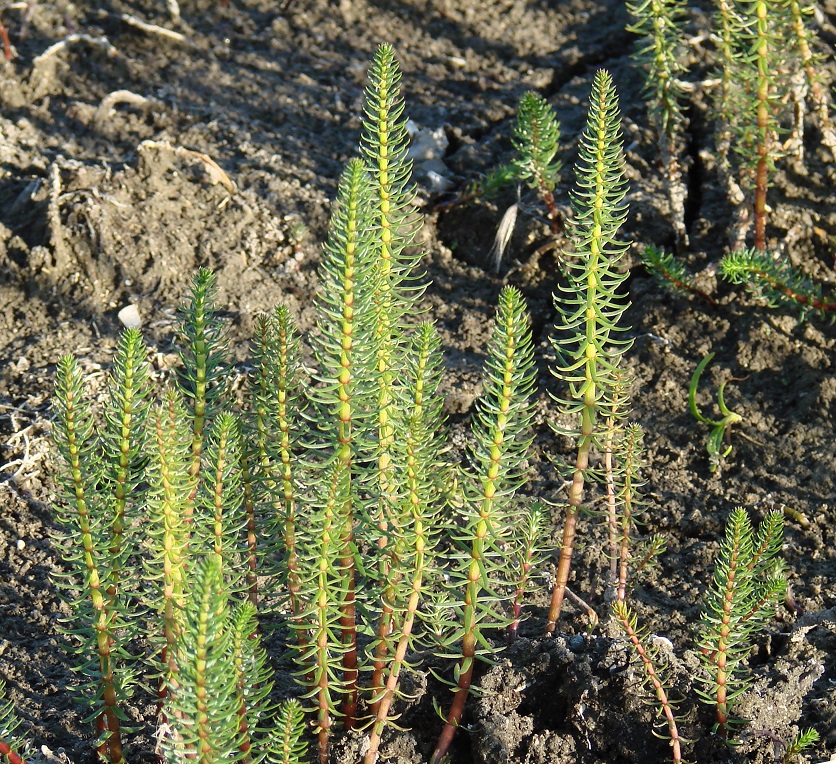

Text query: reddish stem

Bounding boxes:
[753,0,771,252]
[614,606,683,763]
[0,740,26,764]
[339,559,358,728]
[0,21,11,61]
[753,267,836,311]
[546,435,590,633]
[541,189,562,236]
[430,633,476,764]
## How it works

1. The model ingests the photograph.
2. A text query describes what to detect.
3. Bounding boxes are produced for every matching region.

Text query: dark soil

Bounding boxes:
[0,0,834,763]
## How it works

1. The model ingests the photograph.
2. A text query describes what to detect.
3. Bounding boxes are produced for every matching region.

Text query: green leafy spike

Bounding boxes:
[269,700,308,764]
[512,91,562,232]
[720,248,836,317]
[431,286,536,764]
[162,556,242,764]
[695,508,786,738]
[547,69,633,633]
[177,267,230,502]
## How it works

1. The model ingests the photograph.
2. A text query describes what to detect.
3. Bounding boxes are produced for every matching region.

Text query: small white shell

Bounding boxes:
[118,303,142,329]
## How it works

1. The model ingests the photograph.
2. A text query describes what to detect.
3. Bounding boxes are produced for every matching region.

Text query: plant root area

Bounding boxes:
[0,0,834,763]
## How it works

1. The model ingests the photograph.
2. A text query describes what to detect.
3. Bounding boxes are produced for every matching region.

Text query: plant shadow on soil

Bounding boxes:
[0,0,834,762]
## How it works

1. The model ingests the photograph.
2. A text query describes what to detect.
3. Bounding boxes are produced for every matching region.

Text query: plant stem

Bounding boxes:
[546,431,590,633]
[753,0,773,251]
[613,602,684,763]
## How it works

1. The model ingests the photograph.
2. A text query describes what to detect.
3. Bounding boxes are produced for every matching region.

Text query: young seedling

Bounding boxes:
[546,68,634,633]
[688,352,743,473]
[782,727,820,762]
[695,508,786,738]
[507,503,549,643]
[512,91,563,235]
[612,601,686,763]
[270,700,308,764]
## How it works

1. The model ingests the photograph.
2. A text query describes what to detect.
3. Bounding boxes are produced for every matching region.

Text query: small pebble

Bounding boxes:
[16,539,25,550]
[568,634,585,652]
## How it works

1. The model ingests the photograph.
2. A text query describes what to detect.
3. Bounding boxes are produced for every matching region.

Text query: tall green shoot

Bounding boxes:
[546,69,634,633]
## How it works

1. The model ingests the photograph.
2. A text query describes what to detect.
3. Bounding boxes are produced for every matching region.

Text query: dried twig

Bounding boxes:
[119,13,185,43]
[94,90,158,128]
[138,140,237,194]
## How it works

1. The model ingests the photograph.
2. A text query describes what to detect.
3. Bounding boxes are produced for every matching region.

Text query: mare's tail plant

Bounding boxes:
[785,0,836,151]
[720,248,836,316]
[695,507,786,738]
[612,602,686,763]
[364,323,448,764]
[546,69,634,633]
[783,728,820,762]
[247,306,306,623]
[271,700,308,764]
[512,91,562,235]
[52,327,153,764]
[177,268,230,511]
[640,245,716,304]
[507,503,549,643]
[614,423,647,602]
[714,0,792,250]
[489,92,563,271]
[430,286,537,764]
[160,557,275,764]
[276,44,446,764]
[627,0,690,248]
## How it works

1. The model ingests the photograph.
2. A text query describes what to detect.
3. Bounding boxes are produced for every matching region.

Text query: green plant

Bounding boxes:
[430,285,537,764]
[614,508,787,757]
[614,423,647,601]
[52,269,292,764]
[710,0,831,251]
[695,507,786,738]
[640,245,716,304]
[438,91,563,272]
[783,727,820,762]
[785,0,836,153]
[627,0,690,248]
[507,503,549,643]
[271,700,309,764]
[512,91,563,234]
[612,601,685,763]
[720,248,836,316]
[546,68,634,633]
[689,352,743,472]
[52,326,153,764]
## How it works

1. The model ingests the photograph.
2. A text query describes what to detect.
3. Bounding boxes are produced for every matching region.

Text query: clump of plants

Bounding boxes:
[19,42,811,764]
[628,0,835,318]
